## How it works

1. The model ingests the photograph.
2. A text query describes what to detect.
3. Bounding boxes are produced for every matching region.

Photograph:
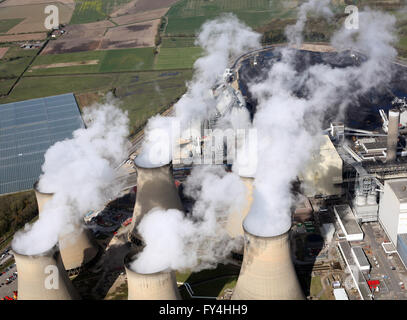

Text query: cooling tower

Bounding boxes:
[33,181,53,213]
[58,227,99,271]
[33,181,99,271]
[13,245,80,300]
[232,227,304,300]
[225,176,254,238]
[386,108,400,162]
[129,159,183,240]
[124,253,181,300]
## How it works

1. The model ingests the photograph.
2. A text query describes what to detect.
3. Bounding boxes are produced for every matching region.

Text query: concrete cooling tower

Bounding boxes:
[129,159,184,241]
[33,181,53,213]
[124,253,181,300]
[387,108,400,162]
[33,181,99,271]
[226,176,254,238]
[232,228,304,300]
[13,245,80,300]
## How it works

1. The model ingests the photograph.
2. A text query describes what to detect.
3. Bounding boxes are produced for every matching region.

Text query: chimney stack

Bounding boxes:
[129,159,183,242]
[13,245,80,300]
[232,227,304,300]
[386,108,400,162]
[33,181,99,271]
[124,253,181,300]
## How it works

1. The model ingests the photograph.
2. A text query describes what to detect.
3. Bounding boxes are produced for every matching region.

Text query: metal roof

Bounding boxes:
[0,93,83,195]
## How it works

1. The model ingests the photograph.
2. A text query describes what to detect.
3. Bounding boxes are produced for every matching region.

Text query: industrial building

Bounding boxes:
[0,93,84,195]
[351,246,370,272]
[334,205,364,242]
[299,135,343,198]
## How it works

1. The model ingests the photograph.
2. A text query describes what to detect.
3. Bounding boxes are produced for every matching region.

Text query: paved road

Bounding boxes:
[362,223,407,299]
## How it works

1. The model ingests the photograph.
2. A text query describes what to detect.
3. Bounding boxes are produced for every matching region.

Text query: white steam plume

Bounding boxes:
[244,6,398,237]
[285,0,333,47]
[12,99,130,255]
[136,14,261,167]
[130,165,246,274]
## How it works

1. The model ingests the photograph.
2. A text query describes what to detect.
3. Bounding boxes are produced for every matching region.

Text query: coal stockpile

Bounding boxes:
[237,48,407,131]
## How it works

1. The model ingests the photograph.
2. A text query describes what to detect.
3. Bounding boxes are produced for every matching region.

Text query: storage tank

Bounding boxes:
[232,227,304,300]
[386,108,400,162]
[33,181,99,271]
[13,245,80,300]
[124,253,181,300]
[225,176,254,238]
[129,159,183,242]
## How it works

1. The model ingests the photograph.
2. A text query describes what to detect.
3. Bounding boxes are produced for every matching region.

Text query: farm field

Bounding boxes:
[28,47,156,75]
[70,0,134,24]
[0,18,23,33]
[161,36,197,48]
[155,47,202,70]
[0,3,73,33]
[0,70,193,135]
[164,0,299,36]
[99,47,155,72]
[0,45,39,95]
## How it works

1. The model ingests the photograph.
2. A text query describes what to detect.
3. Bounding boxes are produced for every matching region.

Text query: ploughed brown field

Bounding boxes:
[42,19,160,54]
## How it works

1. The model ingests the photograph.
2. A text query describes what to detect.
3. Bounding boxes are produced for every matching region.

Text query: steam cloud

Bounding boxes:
[12,99,130,255]
[244,5,398,236]
[136,14,261,167]
[130,165,246,274]
[135,2,400,272]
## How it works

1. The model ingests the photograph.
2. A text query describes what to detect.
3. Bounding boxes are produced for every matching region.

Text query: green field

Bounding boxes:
[161,37,197,48]
[99,48,155,72]
[0,70,193,135]
[165,0,299,36]
[70,0,133,24]
[28,48,156,75]
[155,47,202,70]
[0,18,23,33]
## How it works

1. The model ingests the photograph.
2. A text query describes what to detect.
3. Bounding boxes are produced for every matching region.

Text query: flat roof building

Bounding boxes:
[0,93,83,195]
[378,178,407,245]
[334,205,364,241]
[351,246,370,272]
[333,288,349,300]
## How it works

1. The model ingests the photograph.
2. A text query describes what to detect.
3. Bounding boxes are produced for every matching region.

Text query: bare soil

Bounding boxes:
[100,19,160,50]
[0,0,74,7]
[111,7,169,25]
[31,60,99,69]
[0,32,46,42]
[0,46,9,58]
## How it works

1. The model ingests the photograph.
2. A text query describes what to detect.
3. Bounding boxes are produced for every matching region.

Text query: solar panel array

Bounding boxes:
[0,93,84,195]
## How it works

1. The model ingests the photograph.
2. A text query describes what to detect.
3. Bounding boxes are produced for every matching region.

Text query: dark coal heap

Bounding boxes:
[237,47,407,131]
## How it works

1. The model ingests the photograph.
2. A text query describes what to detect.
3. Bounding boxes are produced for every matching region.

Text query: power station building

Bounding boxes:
[299,135,343,198]
[378,178,407,267]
